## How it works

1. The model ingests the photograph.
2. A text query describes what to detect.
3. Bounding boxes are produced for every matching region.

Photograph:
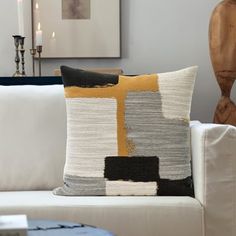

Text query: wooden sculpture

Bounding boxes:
[209,0,236,126]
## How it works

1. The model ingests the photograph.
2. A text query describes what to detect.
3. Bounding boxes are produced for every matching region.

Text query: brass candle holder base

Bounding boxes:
[13,71,22,77]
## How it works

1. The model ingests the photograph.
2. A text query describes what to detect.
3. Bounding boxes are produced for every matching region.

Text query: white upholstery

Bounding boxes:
[0,191,203,236]
[191,124,236,236]
[0,85,66,190]
[0,84,235,236]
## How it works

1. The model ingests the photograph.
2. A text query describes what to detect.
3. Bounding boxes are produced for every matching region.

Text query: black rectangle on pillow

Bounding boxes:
[104,156,160,182]
[61,66,118,88]
[157,177,194,197]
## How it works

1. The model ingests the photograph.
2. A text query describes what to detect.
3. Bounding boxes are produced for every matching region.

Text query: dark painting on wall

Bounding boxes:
[62,0,91,19]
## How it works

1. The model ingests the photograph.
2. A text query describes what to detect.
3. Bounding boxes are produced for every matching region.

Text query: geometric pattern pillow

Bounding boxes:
[53,65,197,196]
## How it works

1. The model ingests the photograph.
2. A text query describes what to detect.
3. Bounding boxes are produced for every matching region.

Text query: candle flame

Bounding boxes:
[36,2,39,9]
[38,22,41,30]
[52,32,55,38]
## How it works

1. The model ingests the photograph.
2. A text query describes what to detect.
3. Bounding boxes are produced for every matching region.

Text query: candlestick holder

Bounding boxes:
[19,36,26,76]
[12,35,22,77]
[30,48,37,76]
[36,45,42,77]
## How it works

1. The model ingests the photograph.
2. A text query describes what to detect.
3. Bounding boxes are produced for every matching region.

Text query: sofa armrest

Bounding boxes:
[191,123,236,236]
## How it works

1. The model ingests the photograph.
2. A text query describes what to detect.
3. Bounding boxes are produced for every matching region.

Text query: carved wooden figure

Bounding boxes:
[209,0,236,125]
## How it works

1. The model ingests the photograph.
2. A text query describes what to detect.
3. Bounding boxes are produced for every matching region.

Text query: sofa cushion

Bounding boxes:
[0,191,203,236]
[0,85,66,190]
[54,66,197,196]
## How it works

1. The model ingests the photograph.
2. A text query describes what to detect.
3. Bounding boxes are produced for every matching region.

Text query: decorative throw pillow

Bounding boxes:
[53,65,197,196]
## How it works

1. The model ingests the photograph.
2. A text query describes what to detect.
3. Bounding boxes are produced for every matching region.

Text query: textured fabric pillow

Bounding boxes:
[54,65,197,196]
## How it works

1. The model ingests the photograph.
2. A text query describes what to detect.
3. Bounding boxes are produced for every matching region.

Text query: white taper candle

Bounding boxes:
[17,0,24,36]
[36,22,43,46]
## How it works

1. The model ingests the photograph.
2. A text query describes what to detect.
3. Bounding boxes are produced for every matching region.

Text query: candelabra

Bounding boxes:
[12,35,22,77]
[36,45,42,77]
[30,48,37,76]
[19,36,26,76]
[30,46,42,77]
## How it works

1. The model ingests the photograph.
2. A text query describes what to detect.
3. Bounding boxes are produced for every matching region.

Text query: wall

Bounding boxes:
[0,0,32,77]
[0,1,18,76]
[0,0,235,122]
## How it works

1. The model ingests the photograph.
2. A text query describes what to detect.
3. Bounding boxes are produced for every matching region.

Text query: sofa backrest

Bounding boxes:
[0,85,66,191]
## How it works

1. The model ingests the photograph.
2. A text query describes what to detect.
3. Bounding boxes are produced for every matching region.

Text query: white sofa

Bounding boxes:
[0,85,235,236]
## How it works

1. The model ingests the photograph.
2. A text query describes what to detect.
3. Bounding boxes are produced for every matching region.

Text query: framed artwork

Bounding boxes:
[31,0,120,58]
